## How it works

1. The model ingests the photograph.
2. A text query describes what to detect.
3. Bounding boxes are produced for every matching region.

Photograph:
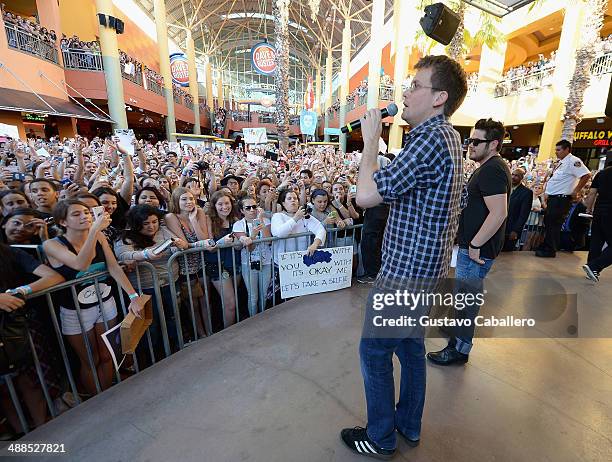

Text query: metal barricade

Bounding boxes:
[1,261,165,434]
[146,76,163,95]
[3,227,362,435]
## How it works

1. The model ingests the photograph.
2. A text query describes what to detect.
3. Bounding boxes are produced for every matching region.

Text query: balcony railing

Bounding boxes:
[259,113,274,123]
[184,99,194,110]
[232,112,251,122]
[173,92,182,104]
[4,23,59,64]
[62,48,103,71]
[591,51,612,76]
[379,84,394,101]
[494,66,555,98]
[145,76,163,95]
[122,68,143,86]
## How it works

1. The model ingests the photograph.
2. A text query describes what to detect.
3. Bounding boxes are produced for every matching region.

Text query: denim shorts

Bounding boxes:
[59,298,118,335]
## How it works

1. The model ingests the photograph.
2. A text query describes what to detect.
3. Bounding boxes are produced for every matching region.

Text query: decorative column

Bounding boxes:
[324,46,333,141]
[205,57,214,113]
[153,0,177,141]
[538,1,586,160]
[388,0,418,150]
[367,0,385,109]
[339,18,351,152]
[273,0,290,152]
[477,42,508,96]
[186,30,201,134]
[315,67,322,115]
[217,70,224,108]
[95,0,127,129]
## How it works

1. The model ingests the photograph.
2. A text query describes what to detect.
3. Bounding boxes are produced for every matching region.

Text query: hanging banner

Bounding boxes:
[170,53,190,87]
[304,76,315,110]
[251,42,277,76]
[300,110,318,136]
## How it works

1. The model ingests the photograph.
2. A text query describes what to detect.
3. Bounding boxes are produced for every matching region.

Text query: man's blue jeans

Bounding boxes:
[360,335,426,450]
[449,248,494,354]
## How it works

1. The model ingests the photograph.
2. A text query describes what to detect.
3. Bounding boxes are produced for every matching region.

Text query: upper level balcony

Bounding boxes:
[4,22,59,65]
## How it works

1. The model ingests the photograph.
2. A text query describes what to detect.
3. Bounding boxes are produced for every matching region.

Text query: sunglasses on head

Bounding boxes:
[243,205,257,210]
[465,138,492,147]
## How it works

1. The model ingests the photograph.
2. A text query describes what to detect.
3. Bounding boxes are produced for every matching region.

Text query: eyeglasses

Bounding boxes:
[465,138,492,147]
[408,81,443,92]
[243,205,257,210]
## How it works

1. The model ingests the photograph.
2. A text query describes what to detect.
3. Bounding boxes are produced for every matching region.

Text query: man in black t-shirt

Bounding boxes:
[583,164,612,282]
[428,118,511,366]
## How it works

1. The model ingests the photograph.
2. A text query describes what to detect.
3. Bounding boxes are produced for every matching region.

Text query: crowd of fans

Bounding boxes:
[144,66,164,86]
[0,133,368,437]
[59,35,100,53]
[119,50,143,80]
[1,5,57,46]
[2,4,57,61]
[494,52,556,97]
[326,74,396,117]
[212,107,228,136]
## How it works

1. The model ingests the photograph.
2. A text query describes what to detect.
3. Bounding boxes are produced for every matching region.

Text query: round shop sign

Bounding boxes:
[170,53,190,87]
[251,42,277,76]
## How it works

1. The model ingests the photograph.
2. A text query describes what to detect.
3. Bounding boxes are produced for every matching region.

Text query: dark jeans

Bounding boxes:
[361,204,389,277]
[448,248,494,354]
[587,214,612,273]
[360,336,425,450]
[541,196,572,254]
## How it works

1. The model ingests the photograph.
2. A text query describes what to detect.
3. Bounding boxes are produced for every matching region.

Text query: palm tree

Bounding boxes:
[562,0,609,141]
[273,0,290,152]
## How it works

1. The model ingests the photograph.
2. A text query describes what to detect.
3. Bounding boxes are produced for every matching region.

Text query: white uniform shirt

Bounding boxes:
[545,154,590,195]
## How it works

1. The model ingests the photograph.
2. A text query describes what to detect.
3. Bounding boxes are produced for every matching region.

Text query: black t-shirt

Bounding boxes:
[592,166,612,216]
[458,155,512,259]
[111,195,130,231]
[0,247,41,291]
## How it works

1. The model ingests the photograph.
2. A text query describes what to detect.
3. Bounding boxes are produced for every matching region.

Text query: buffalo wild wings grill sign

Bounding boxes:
[251,42,277,76]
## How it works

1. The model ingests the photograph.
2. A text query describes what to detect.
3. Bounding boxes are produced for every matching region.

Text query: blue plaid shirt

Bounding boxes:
[373,114,464,283]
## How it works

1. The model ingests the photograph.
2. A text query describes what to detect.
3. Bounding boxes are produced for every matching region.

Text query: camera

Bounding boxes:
[195,161,209,171]
[250,261,261,271]
[303,204,312,219]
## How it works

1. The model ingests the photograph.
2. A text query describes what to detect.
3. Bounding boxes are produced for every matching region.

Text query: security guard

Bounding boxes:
[536,140,591,258]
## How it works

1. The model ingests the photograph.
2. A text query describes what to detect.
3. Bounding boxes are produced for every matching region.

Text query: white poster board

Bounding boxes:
[246,153,264,164]
[114,128,136,156]
[243,127,268,145]
[279,246,353,298]
[0,123,19,139]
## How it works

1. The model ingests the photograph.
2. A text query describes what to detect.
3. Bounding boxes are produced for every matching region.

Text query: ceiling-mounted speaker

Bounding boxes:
[419,2,461,46]
[115,19,124,34]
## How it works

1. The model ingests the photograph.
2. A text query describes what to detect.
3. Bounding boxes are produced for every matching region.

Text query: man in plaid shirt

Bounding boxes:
[340,55,467,460]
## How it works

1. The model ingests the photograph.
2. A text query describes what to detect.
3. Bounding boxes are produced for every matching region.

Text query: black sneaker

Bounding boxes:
[357,275,377,284]
[582,264,600,282]
[426,345,469,365]
[340,426,396,460]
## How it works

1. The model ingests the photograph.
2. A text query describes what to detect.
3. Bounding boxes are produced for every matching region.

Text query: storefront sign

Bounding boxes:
[23,113,47,122]
[251,42,276,76]
[169,53,190,87]
[573,130,612,146]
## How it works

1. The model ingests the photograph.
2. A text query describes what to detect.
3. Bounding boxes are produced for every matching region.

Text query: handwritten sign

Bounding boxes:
[279,246,353,298]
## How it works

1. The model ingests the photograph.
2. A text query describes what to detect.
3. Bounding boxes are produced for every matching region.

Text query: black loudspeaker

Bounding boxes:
[115,19,124,34]
[108,16,116,29]
[605,77,612,117]
[97,13,107,27]
[419,3,461,46]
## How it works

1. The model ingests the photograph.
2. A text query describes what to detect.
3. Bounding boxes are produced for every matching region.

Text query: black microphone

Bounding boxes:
[340,103,399,134]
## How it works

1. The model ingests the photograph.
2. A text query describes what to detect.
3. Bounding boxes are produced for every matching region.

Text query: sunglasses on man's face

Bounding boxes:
[243,205,257,210]
[465,138,492,147]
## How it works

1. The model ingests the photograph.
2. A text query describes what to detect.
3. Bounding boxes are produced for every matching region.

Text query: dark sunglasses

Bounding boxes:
[243,205,257,210]
[465,138,492,147]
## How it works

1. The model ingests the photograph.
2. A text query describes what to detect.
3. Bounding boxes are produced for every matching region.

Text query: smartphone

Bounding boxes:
[12,172,26,181]
[92,206,105,220]
[349,185,357,194]
[60,178,72,186]
[152,239,173,255]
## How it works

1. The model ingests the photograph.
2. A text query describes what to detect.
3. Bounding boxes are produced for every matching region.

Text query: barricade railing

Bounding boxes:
[3,226,362,436]
[145,76,163,95]
[379,84,394,101]
[494,66,555,97]
[4,23,59,64]
[62,48,103,71]
[122,68,143,86]
[2,261,164,434]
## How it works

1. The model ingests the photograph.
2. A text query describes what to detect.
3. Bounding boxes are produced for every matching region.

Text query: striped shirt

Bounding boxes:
[372,114,464,284]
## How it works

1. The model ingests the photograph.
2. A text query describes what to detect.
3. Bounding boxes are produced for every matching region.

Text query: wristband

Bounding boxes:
[469,243,483,250]
[6,285,33,296]
[143,249,150,260]
[128,292,139,300]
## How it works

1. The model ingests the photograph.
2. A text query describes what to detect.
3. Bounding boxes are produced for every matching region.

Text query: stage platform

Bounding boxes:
[15,252,612,461]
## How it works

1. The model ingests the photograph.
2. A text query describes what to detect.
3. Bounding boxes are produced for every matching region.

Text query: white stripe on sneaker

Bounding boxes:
[364,441,377,453]
[359,441,372,453]
[355,442,363,453]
